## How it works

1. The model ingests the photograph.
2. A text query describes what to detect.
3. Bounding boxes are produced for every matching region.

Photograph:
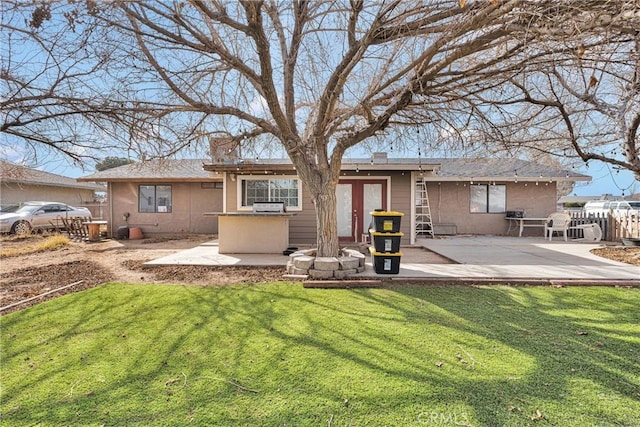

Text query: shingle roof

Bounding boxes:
[78,159,221,182]
[0,162,105,191]
[204,156,589,181]
[427,158,589,181]
[78,157,590,182]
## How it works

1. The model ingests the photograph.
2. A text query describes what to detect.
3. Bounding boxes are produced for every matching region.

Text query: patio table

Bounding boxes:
[506,217,547,237]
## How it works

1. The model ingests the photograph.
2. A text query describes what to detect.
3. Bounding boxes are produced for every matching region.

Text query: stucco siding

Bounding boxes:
[426,181,557,236]
[221,171,560,245]
[109,182,221,236]
[189,184,223,233]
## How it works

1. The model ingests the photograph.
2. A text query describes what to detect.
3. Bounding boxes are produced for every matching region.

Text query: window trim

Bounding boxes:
[236,176,303,211]
[469,184,506,214]
[138,184,173,214]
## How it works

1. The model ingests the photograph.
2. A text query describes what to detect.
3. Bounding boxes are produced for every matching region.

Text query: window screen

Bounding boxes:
[470,184,505,213]
[139,185,172,213]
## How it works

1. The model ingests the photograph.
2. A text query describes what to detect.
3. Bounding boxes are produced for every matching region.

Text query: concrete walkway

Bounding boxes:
[146,236,639,283]
[394,236,639,281]
[145,240,289,266]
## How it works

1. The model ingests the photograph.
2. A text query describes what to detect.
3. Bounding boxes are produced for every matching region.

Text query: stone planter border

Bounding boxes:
[285,248,367,280]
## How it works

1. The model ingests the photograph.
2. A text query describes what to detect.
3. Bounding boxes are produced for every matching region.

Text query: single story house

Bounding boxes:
[0,162,104,212]
[78,159,223,236]
[79,155,589,245]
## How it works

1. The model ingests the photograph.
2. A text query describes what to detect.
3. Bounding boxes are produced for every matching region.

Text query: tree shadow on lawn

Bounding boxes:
[384,285,640,425]
[218,285,640,425]
[1,283,252,423]
[4,282,334,425]
[2,283,639,425]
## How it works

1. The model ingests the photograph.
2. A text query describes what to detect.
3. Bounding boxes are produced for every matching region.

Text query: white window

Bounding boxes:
[470,184,506,213]
[239,177,301,210]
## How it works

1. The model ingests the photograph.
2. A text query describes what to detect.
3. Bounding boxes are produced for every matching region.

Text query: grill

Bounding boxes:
[252,201,286,213]
[506,210,524,218]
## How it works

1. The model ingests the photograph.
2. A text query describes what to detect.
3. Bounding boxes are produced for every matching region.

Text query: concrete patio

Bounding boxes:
[145,236,639,285]
[399,236,639,282]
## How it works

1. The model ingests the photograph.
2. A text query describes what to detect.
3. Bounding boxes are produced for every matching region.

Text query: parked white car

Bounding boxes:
[610,200,640,217]
[583,200,609,215]
[584,200,640,217]
[0,201,92,234]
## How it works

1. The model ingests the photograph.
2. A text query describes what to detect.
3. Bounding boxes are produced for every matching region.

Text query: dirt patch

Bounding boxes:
[591,246,640,266]
[0,234,284,314]
[1,261,116,312]
[1,234,637,314]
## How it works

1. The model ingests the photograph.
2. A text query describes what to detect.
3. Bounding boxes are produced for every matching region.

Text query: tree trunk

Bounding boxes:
[289,146,342,258]
[312,183,340,257]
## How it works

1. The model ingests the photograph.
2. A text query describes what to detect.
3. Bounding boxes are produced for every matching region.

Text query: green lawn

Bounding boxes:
[1,283,639,426]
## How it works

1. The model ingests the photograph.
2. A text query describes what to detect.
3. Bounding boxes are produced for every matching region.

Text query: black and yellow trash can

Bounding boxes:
[369,211,404,274]
[370,210,404,233]
[369,248,403,274]
[370,230,403,253]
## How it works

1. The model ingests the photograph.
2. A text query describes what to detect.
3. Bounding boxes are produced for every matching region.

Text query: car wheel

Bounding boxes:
[12,221,32,235]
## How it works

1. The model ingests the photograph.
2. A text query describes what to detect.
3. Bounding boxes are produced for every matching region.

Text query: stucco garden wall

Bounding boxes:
[0,183,97,207]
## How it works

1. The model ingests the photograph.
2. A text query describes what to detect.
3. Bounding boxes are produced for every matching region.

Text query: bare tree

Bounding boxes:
[453,2,640,181]
[4,1,635,255]
[1,1,208,168]
[2,1,111,164]
[509,30,640,181]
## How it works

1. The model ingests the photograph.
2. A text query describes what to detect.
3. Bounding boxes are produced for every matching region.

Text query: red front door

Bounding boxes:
[336,179,387,242]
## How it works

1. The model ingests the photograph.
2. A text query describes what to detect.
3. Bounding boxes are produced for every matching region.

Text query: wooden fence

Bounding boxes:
[568,211,639,242]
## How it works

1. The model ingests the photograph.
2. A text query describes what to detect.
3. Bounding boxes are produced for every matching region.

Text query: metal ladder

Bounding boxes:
[415,178,434,238]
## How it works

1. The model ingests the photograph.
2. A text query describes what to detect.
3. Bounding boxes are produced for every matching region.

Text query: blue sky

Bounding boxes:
[572,162,638,197]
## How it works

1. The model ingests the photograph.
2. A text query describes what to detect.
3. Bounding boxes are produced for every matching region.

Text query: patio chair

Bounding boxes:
[545,212,572,241]
[576,223,603,242]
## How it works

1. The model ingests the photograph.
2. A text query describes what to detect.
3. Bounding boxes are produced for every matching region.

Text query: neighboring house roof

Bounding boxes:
[77,159,222,182]
[0,162,105,191]
[557,196,598,205]
[558,194,630,204]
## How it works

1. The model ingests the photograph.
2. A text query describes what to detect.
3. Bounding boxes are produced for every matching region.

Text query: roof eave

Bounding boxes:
[77,177,222,183]
[203,163,441,172]
[421,176,591,182]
